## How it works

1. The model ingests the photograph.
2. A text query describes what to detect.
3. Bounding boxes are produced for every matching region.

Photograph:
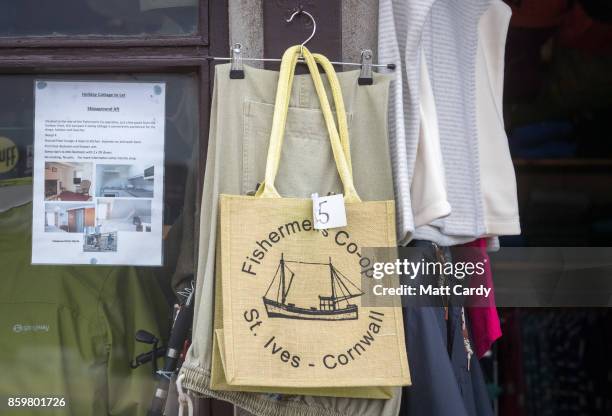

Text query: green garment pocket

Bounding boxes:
[242,99,353,198]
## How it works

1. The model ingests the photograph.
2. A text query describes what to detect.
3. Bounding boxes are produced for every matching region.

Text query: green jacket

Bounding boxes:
[0,204,170,415]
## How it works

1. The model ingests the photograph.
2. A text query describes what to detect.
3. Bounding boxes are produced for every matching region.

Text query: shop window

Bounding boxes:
[0,0,198,37]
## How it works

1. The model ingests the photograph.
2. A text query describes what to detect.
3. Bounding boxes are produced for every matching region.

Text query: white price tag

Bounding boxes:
[312,193,347,230]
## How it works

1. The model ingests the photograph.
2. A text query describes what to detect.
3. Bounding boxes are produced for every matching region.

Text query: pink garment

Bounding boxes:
[462,238,502,358]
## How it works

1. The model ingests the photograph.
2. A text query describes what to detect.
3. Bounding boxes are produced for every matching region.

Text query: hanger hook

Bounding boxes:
[286,8,316,48]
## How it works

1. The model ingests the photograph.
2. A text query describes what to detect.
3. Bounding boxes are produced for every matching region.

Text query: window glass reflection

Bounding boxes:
[0,0,198,37]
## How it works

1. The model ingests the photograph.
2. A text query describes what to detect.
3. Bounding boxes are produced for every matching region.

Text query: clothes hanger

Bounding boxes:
[205,7,395,83]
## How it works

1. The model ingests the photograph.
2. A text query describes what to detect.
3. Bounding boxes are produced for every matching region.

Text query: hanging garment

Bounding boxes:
[446,302,494,416]
[412,0,520,245]
[411,48,451,229]
[458,238,502,358]
[378,0,439,244]
[0,203,169,416]
[180,62,402,416]
[476,0,521,237]
[379,0,519,246]
[400,241,493,416]
[414,0,492,245]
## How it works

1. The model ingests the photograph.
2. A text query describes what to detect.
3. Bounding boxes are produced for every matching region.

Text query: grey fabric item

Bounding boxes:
[411,225,481,247]
[378,0,437,243]
[379,0,507,247]
[413,0,492,244]
[411,225,501,249]
[476,0,520,237]
[180,63,401,416]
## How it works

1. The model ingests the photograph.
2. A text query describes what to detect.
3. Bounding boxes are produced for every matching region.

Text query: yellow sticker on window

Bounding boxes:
[0,136,19,174]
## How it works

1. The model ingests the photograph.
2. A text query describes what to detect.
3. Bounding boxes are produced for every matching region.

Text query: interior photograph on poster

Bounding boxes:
[31,80,165,266]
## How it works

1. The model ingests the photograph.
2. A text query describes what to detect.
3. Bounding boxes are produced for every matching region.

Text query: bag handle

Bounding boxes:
[269,51,354,174]
[264,51,353,175]
[312,53,352,175]
[255,45,361,203]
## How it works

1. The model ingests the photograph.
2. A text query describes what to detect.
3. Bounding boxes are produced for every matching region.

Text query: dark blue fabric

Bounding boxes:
[447,304,494,416]
[400,241,493,416]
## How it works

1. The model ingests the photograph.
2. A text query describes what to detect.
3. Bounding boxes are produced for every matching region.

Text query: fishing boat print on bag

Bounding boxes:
[262,253,365,321]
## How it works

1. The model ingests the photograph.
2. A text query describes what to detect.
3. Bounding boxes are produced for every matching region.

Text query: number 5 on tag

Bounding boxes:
[312,193,347,230]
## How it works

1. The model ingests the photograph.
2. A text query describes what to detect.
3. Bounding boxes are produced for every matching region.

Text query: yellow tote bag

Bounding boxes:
[210,49,395,399]
[210,49,395,398]
[212,45,410,395]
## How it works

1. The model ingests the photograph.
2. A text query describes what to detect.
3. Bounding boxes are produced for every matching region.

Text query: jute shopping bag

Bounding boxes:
[214,45,410,391]
[210,50,397,398]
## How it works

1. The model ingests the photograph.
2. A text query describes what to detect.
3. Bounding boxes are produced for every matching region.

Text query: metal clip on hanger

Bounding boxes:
[358,49,373,86]
[229,43,244,79]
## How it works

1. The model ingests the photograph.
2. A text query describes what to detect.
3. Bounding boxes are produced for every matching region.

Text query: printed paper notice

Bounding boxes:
[32,81,165,266]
